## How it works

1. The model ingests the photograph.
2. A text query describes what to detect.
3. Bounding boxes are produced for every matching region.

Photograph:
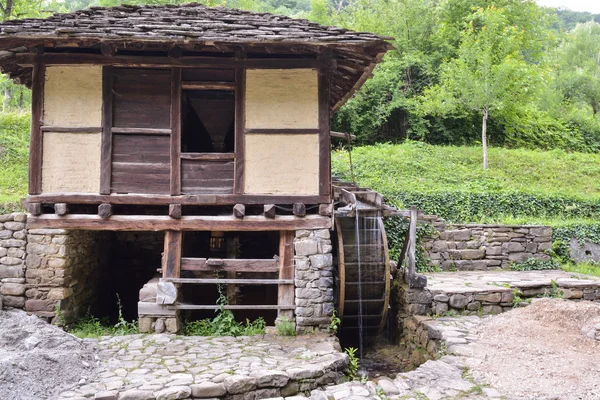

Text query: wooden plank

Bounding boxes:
[234,67,245,194]
[41,126,103,133]
[180,153,235,161]
[100,66,113,195]
[169,304,294,310]
[330,131,356,140]
[379,216,391,332]
[244,128,320,134]
[162,278,293,285]
[181,81,236,91]
[171,68,182,196]
[28,59,44,195]
[27,214,333,231]
[54,203,68,216]
[182,68,235,82]
[112,68,171,129]
[111,127,171,135]
[98,203,112,219]
[163,230,182,279]
[233,204,245,219]
[278,231,295,319]
[181,258,278,273]
[318,57,332,201]
[407,206,418,286]
[25,193,330,206]
[18,53,320,69]
[181,159,234,195]
[293,203,306,217]
[335,218,346,317]
[264,204,276,219]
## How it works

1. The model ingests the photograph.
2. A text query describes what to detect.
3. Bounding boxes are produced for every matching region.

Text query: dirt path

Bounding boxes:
[469,298,600,400]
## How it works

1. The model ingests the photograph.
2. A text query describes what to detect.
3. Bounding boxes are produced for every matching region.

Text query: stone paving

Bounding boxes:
[58,334,348,400]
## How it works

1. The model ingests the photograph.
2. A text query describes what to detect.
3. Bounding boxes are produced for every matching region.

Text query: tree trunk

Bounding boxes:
[592,98,598,116]
[482,107,489,170]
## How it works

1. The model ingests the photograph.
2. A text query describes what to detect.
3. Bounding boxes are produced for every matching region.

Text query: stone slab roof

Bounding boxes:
[0,3,394,110]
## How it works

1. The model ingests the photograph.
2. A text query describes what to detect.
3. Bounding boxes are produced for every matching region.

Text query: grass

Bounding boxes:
[0,112,29,213]
[562,262,600,277]
[333,141,600,200]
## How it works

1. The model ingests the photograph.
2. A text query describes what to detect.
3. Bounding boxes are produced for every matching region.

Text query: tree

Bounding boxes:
[554,21,600,117]
[420,6,539,169]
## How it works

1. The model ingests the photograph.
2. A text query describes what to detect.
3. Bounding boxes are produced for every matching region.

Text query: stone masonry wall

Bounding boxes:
[25,228,100,323]
[421,215,552,270]
[0,213,28,309]
[294,228,334,332]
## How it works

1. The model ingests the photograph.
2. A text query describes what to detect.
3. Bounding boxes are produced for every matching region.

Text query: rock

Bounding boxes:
[250,370,290,387]
[156,281,178,305]
[190,382,226,398]
[474,292,502,303]
[4,221,25,231]
[375,378,399,395]
[223,375,257,394]
[458,249,485,260]
[433,294,449,302]
[447,229,471,241]
[295,240,318,256]
[155,386,191,400]
[119,389,155,400]
[3,295,24,308]
[154,318,165,333]
[0,282,25,296]
[502,242,525,253]
[449,294,469,309]
[94,390,118,400]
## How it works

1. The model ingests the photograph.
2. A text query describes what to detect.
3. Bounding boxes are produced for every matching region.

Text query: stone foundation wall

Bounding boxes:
[0,213,28,309]
[25,228,101,322]
[421,216,553,270]
[294,228,334,332]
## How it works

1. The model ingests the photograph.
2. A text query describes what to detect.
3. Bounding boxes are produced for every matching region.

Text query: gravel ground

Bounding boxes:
[469,298,600,400]
[0,310,98,400]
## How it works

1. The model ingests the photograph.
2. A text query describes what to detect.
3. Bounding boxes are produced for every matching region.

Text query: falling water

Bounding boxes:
[354,208,364,361]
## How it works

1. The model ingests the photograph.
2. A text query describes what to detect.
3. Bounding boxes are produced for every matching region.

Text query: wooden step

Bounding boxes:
[168,304,294,310]
[162,278,293,285]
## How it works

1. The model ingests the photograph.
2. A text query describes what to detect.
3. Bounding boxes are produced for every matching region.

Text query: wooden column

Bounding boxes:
[163,230,182,279]
[29,59,45,195]
[100,66,113,194]
[170,68,182,195]
[318,54,332,200]
[278,231,295,319]
[234,67,246,194]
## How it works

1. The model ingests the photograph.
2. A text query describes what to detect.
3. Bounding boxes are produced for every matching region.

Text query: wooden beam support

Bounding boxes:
[233,204,245,219]
[98,203,112,219]
[293,203,306,217]
[278,231,295,319]
[100,43,116,57]
[163,230,182,279]
[181,81,235,91]
[318,202,333,217]
[27,203,42,216]
[168,46,183,59]
[244,128,320,135]
[181,258,278,273]
[170,68,182,196]
[28,58,44,195]
[41,126,103,133]
[54,203,68,216]
[168,204,182,219]
[27,214,332,231]
[163,278,293,285]
[169,304,294,310]
[100,66,113,195]
[264,204,276,219]
[25,193,330,206]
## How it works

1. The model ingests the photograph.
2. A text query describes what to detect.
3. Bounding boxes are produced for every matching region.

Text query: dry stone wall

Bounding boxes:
[0,213,28,309]
[421,216,552,270]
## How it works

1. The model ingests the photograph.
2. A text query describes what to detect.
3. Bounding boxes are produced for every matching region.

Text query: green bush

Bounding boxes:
[510,257,560,271]
[0,112,30,212]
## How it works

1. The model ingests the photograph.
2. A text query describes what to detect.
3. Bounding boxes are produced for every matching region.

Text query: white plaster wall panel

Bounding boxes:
[43,66,102,127]
[245,69,319,129]
[41,132,101,193]
[244,134,319,194]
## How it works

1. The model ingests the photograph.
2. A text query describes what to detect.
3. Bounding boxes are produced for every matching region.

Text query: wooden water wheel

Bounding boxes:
[334,214,391,341]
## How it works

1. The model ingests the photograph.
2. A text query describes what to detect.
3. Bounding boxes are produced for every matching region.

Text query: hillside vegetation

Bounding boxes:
[332,141,600,223]
[0,112,29,213]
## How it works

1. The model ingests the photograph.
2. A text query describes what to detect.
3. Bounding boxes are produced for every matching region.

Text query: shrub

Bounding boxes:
[510,257,560,271]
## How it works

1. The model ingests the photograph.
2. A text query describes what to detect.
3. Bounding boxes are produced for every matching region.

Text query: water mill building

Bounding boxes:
[0,3,413,339]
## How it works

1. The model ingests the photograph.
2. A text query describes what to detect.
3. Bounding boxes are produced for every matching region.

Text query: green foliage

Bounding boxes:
[509,257,560,271]
[552,223,600,263]
[562,262,600,277]
[183,287,266,337]
[68,295,139,338]
[275,317,296,336]
[0,112,31,212]
[384,216,438,273]
[327,310,341,334]
[343,347,359,380]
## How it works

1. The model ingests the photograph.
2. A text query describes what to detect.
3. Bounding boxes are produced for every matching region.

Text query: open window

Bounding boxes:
[180,68,237,194]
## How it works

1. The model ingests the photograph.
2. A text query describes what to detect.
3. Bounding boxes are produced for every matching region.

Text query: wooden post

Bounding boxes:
[407,206,417,287]
[278,231,295,320]
[28,203,42,216]
[318,53,331,201]
[318,203,333,217]
[234,67,245,194]
[163,230,182,279]
[100,66,113,194]
[170,68,182,195]
[29,59,44,195]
